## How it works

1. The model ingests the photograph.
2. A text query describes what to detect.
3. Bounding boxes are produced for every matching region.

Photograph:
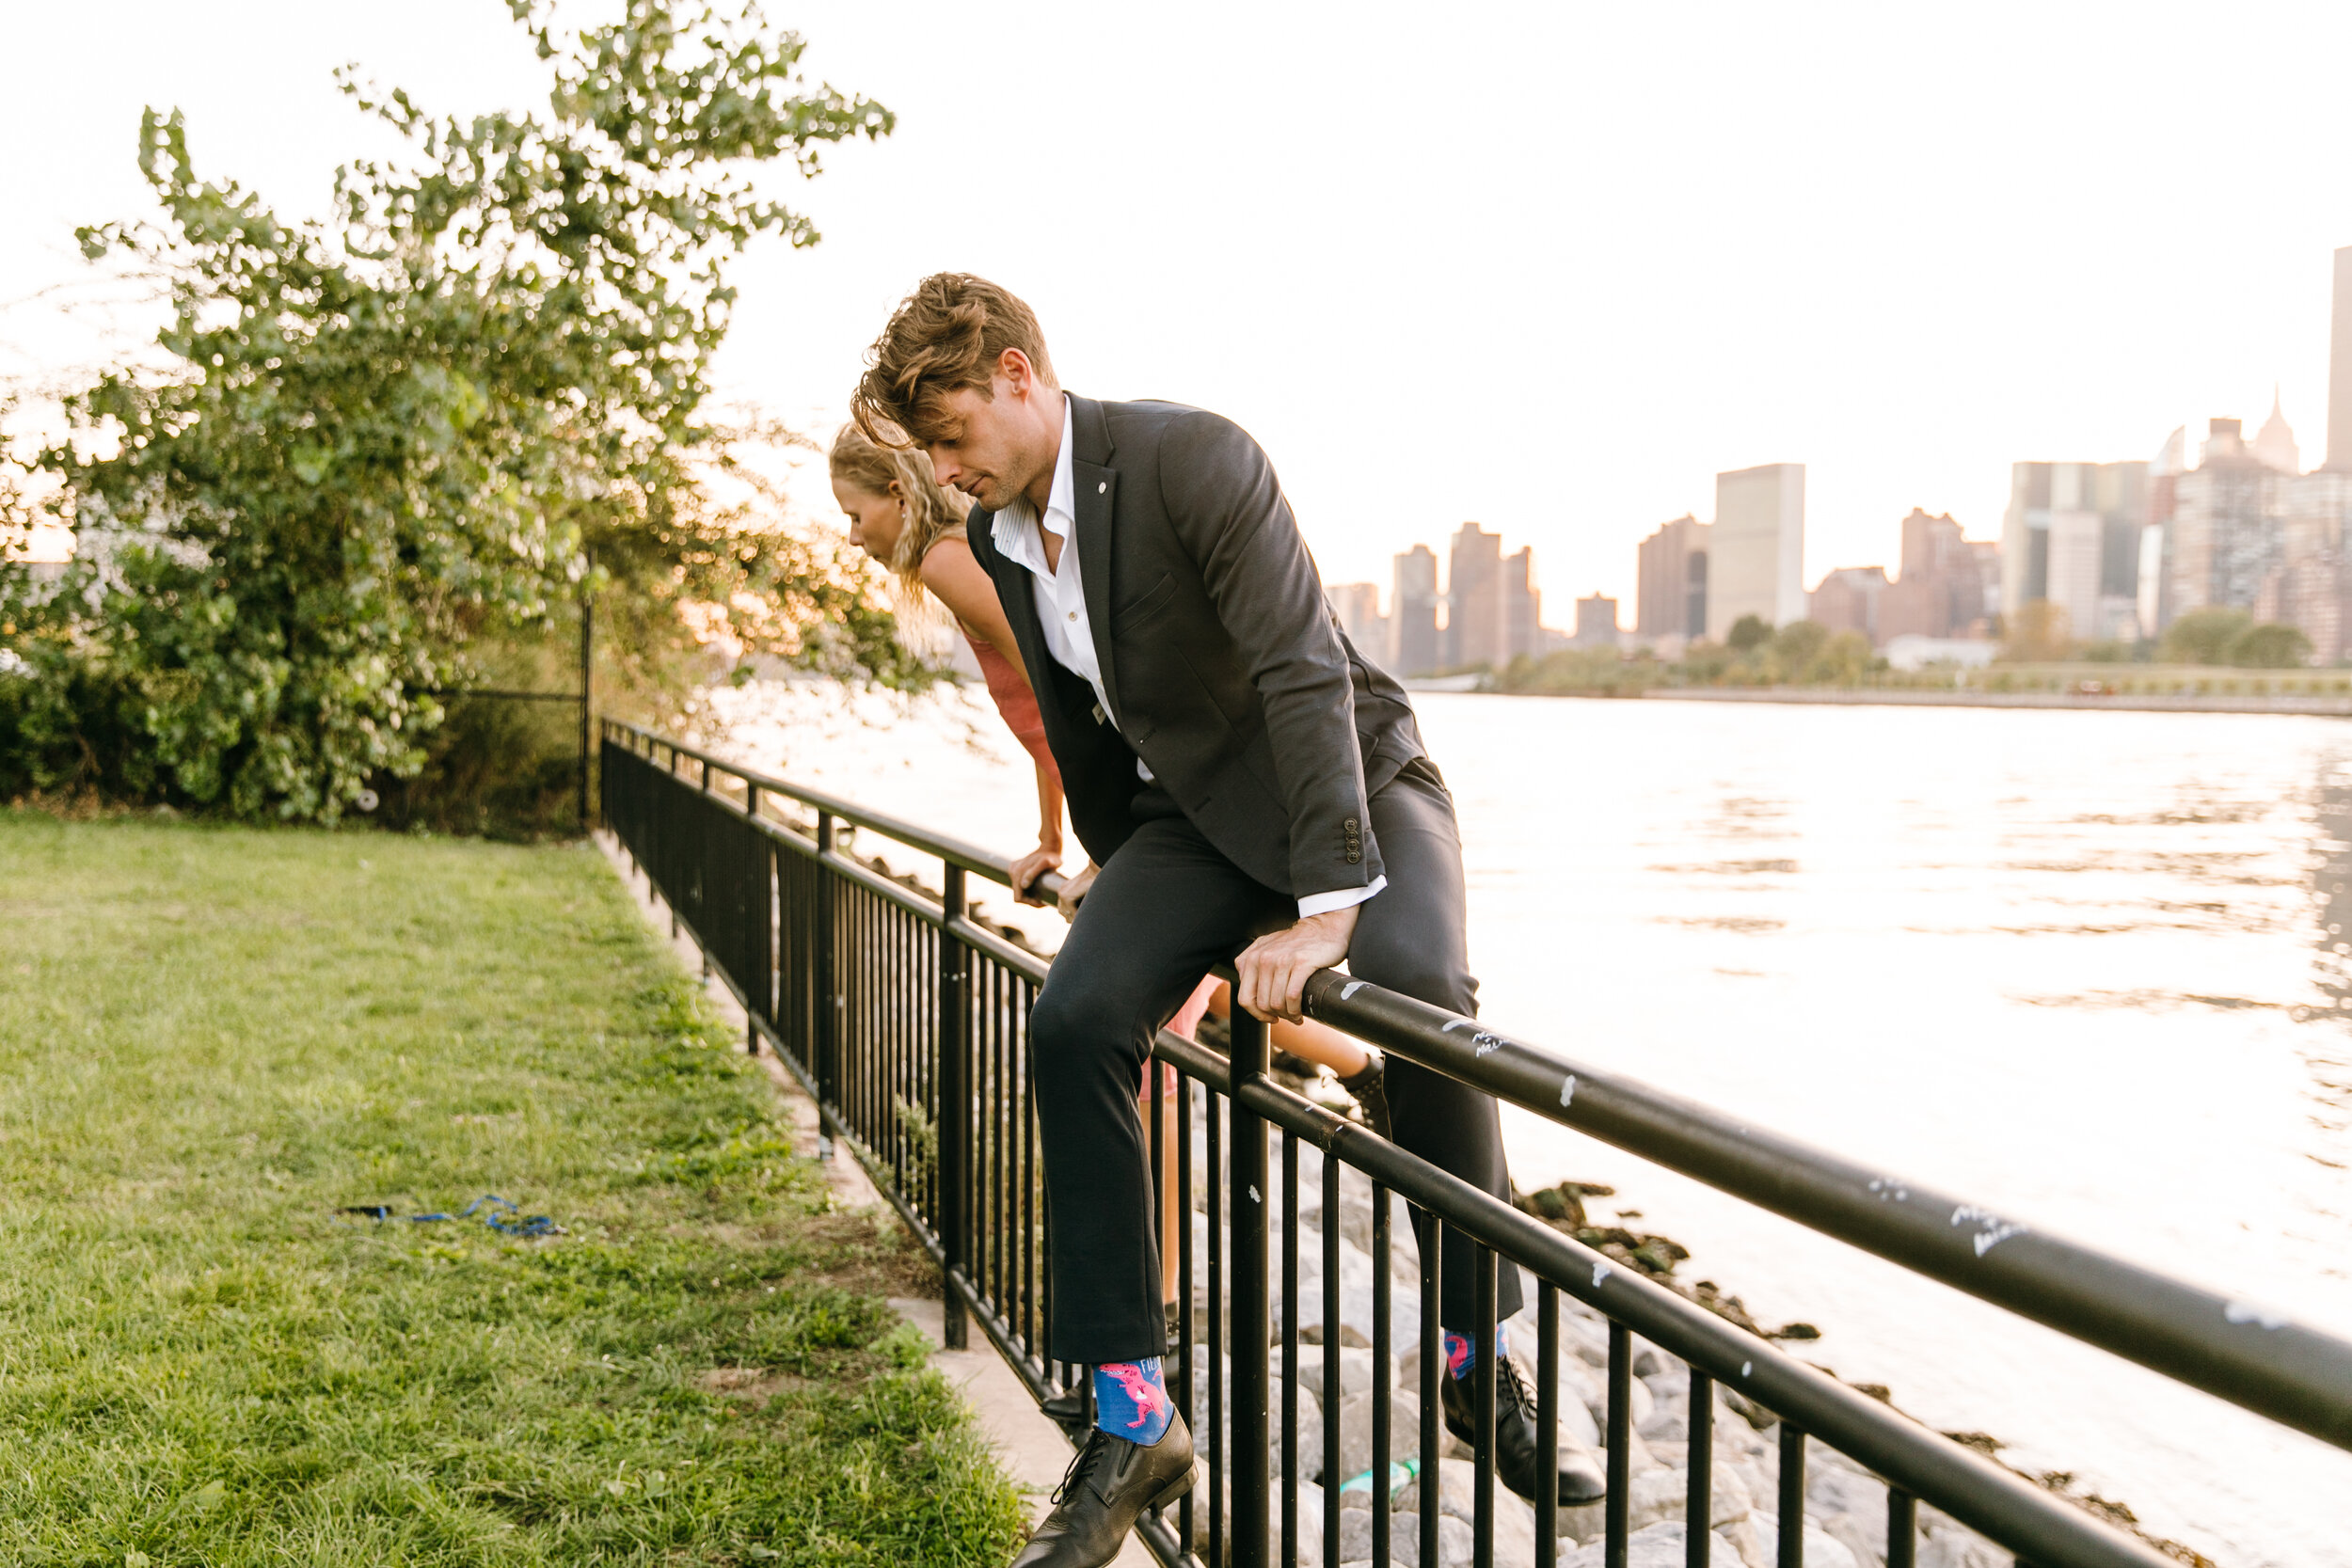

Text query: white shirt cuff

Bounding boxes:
[1297,876,1386,919]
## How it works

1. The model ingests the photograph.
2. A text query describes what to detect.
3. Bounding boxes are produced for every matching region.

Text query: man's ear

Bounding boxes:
[998,347,1039,398]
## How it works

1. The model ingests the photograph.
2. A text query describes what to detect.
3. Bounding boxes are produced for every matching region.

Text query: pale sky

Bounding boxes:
[8,1,2352,615]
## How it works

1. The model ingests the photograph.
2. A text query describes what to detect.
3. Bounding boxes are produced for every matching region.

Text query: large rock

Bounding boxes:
[1281,1479,1326,1566]
[1562,1520,1692,1568]
[1335,1386,1423,1483]
[1393,1457,1474,1522]
[1295,1344,1384,1409]
[1339,1507,1421,1567]
[1713,1516,1770,1568]
[1807,1458,1889,1562]
[1558,1465,1688,1544]
[1271,1382,1323,1482]
[1749,1513,1862,1568]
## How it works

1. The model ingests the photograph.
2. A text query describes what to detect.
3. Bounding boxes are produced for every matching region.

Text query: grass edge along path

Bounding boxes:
[0,811,1025,1567]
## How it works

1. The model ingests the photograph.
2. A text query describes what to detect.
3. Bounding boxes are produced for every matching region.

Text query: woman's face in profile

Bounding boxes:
[832,476,903,562]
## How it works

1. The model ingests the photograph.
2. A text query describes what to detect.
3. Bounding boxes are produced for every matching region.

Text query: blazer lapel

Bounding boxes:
[1068,396,1122,729]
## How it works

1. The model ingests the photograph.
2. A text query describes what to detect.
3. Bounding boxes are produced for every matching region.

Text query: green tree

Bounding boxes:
[2160,606,2253,666]
[2228,622,2312,668]
[1767,619,1829,675]
[1725,614,1772,653]
[2001,599,2074,662]
[3,0,909,821]
[1801,628,1872,685]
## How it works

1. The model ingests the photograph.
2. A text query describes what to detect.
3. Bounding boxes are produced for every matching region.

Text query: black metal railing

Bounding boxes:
[597,719,2352,1568]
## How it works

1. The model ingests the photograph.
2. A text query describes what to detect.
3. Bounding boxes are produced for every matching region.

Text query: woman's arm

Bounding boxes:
[924,539,1065,901]
[920,539,1028,683]
[1009,761,1066,906]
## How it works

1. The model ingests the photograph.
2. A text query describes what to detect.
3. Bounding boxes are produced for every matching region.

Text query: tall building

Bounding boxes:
[2158,401,2352,661]
[1635,515,1709,640]
[1572,594,1619,647]
[2329,245,2352,472]
[1391,546,1439,676]
[1504,547,1543,661]
[2168,419,2280,623]
[1706,464,1805,641]
[1808,566,1889,643]
[2254,388,2301,475]
[1880,509,1996,641]
[1326,582,1386,664]
[2000,460,2147,640]
[1443,523,1506,670]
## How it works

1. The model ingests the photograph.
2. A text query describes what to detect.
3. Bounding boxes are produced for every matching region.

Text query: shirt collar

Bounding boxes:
[989,396,1076,581]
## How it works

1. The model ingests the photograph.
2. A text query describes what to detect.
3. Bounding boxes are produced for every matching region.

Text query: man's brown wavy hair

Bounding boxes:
[851,273,1057,447]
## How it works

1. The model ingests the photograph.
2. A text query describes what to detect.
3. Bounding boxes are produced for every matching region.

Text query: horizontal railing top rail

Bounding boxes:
[600,716,2352,1458]
[604,716,1071,901]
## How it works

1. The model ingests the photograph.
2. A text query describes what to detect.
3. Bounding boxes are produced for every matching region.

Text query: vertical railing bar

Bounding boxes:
[1022,976,1039,1363]
[1209,1085,1225,1568]
[1687,1368,1712,1568]
[1149,1053,1170,1528]
[1420,1213,1441,1568]
[1886,1487,1917,1568]
[1180,1067,1197,1558]
[1323,1148,1341,1568]
[1537,1285,1559,1566]
[1778,1423,1806,1568]
[814,811,835,1152]
[1231,1007,1270,1568]
[1374,1183,1392,1568]
[1606,1320,1630,1568]
[1281,1129,1299,1568]
[1474,1245,1497,1568]
[991,959,1007,1323]
[938,866,968,1352]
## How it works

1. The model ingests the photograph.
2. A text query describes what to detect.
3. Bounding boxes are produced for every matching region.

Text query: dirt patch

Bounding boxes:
[697,1365,813,1407]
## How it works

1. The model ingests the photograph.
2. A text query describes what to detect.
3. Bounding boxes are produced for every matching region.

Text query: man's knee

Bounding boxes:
[1029,970,1141,1076]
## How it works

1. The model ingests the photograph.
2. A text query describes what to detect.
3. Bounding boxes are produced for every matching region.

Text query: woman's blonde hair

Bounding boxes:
[829,420,970,593]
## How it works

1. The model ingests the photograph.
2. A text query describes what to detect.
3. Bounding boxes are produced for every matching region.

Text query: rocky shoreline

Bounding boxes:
[1171,1094,2208,1568]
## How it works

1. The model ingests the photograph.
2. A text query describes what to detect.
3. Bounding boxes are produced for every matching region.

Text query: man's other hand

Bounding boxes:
[1235,906,1359,1023]
[1009,843,1062,906]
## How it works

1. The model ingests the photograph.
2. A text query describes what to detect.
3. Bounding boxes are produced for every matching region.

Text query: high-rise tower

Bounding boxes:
[2329,246,2352,471]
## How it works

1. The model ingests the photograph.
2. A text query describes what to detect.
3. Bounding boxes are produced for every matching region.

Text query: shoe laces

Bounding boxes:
[1052,1428,1114,1507]
[1494,1350,1538,1417]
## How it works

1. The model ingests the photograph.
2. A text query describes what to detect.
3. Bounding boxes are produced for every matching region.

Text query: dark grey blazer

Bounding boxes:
[966,394,1425,899]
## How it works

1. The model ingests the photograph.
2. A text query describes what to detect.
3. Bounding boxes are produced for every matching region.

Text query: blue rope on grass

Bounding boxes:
[338,1195,562,1238]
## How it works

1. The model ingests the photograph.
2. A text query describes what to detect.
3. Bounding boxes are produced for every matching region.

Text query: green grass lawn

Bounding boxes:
[0,812,1023,1567]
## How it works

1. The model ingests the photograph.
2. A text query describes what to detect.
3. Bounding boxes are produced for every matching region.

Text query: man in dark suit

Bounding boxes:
[853,275,1600,1568]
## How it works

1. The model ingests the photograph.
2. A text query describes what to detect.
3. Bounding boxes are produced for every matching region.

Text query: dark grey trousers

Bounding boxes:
[1029,758,1522,1364]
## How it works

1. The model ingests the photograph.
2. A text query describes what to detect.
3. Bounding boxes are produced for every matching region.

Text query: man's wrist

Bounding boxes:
[1296,875,1386,920]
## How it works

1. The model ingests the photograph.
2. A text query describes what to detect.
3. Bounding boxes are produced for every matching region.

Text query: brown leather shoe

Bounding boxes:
[1009,1412,1198,1567]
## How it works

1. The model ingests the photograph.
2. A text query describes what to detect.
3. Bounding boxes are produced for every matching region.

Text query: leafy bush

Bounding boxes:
[2227,621,2312,669]
[3,0,922,827]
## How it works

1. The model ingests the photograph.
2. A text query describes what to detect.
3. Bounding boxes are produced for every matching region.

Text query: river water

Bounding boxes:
[710,686,2352,1567]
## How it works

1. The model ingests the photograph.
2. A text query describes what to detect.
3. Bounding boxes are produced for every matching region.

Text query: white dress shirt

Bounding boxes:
[992,396,1384,920]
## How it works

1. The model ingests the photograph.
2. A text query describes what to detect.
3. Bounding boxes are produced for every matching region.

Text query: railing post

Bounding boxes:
[938,864,969,1352]
[814,809,838,1161]
[1228,1006,1270,1568]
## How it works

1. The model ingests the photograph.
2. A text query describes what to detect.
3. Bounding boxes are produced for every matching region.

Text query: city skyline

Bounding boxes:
[11,4,2352,606]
